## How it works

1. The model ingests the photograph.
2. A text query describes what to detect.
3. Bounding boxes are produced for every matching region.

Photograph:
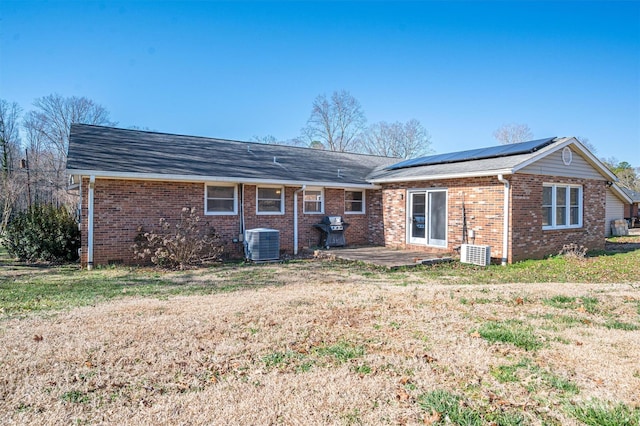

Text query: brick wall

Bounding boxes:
[510,174,605,261]
[80,179,384,266]
[80,178,243,265]
[381,177,505,258]
[380,174,606,263]
[81,175,604,266]
[624,202,639,219]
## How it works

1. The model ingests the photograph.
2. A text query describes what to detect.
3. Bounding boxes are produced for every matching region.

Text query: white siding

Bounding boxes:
[520,148,604,180]
[605,189,625,236]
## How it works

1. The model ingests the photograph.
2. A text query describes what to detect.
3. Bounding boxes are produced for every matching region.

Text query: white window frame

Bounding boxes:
[407,188,448,247]
[344,190,365,214]
[256,185,285,215]
[204,183,238,215]
[303,187,324,214]
[542,183,583,230]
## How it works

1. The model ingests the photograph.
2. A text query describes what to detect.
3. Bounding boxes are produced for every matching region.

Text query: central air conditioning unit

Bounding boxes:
[245,228,280,261]
[460,244,491,266]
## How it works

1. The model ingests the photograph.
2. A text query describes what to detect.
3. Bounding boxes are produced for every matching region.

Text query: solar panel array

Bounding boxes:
[386,137,556,171]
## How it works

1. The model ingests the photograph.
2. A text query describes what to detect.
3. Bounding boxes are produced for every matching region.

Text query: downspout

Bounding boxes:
[497,174,510,266]
[293,185,306,255]
[87,176,95,270]
[239,183,245,238]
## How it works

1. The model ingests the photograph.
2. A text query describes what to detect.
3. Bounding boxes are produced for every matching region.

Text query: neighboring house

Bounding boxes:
[606,184,633,235]
[620,187,640,227]
[66,124,620,267]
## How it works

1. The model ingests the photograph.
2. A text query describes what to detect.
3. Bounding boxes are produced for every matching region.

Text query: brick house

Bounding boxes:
[620,187,640,228]
[66,125,621,267]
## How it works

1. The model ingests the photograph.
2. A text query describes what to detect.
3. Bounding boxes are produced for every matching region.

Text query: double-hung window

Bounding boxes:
[542,184,582,229]
[205,184,237,215]
[304,188,324,214]
[257,186,284,214]
[345,190,365,214]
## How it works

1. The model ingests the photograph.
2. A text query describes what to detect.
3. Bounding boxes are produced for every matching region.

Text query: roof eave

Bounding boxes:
[367,168,515,184]
[610,183,634,204]
[66,169,382,190]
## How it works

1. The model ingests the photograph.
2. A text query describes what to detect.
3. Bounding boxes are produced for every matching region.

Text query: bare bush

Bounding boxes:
[132,207,223,269]
[558,243,588,260]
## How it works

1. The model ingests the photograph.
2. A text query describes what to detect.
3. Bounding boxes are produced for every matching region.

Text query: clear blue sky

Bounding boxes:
[1,1,639,165]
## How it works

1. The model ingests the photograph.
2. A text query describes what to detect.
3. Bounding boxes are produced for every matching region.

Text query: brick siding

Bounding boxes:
[80,179,384,266]
[80,174,605,266]
[380,174,606,263]
[510,174,605,261]
[381,177,504,259]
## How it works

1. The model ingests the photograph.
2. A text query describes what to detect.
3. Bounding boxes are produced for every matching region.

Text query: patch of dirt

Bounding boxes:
[604,238,640,253]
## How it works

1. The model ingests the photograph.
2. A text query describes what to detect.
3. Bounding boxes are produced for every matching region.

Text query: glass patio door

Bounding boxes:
[408,190,447,247]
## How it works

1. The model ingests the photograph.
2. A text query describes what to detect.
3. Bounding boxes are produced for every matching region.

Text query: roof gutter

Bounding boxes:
[293,185,306,255]
[65,169,381,190]
[368,168,515,184]
[497,174,510,266]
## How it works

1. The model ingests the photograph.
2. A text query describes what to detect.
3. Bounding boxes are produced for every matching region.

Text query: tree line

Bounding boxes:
[0,94,116,233]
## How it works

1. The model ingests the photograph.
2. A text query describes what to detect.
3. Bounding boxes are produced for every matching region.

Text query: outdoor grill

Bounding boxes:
[314,215,349,248]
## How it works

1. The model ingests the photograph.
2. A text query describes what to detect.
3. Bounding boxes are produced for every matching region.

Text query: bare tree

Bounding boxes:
[576,136,598,154]
[493,123,533,144]
[363,119,433,159]
[251,134,307,148]
[301,90,367,152]
[0,99,23,233]
[22,94,116,206]
[26,94,116,164]
[251,134,278,144]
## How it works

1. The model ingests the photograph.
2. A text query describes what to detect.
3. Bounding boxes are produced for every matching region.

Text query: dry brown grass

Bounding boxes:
[1,261,639,425]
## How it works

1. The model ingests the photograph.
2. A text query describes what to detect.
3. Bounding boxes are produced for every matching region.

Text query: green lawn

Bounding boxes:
[0,245,287,316]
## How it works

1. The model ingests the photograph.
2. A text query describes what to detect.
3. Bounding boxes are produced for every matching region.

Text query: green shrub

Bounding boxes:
[4,204,80,262]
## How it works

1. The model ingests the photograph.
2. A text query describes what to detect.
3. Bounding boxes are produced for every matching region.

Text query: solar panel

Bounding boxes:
[386,137,556,171]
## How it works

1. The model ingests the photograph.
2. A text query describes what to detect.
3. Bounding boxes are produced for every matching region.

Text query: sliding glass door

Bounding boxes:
[408,189,447,247]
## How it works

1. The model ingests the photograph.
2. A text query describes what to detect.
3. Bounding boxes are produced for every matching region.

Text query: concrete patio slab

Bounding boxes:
[314,246,454,269]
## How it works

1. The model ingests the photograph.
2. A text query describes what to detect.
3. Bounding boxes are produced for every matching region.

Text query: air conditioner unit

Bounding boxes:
[245,228,280,261]
[460,244,491,266]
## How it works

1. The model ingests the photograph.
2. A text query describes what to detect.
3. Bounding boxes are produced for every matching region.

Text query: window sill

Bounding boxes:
[542,225,583,231]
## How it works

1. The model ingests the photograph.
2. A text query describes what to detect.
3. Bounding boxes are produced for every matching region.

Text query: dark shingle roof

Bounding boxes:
[66,124,397,187]
[620,186,640,202]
